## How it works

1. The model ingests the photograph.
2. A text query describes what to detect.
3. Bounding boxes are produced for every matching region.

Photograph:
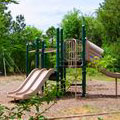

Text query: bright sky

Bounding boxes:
[8,0,104,31]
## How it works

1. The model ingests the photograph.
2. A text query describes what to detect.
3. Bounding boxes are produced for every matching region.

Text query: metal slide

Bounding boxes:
[8,69,54,100]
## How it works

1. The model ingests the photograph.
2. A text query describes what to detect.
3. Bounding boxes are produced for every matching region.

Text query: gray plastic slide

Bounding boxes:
[8,69,54,100]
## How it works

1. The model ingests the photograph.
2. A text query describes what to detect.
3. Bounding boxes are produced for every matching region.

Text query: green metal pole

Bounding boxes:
[60,29,63,91]
[35,38,39,68]
[41,41,45,68]
[26,43,29,77]
[60,29,66,92]
[41,40,45,92]
[82,24,86,97]
[56,28,60,93]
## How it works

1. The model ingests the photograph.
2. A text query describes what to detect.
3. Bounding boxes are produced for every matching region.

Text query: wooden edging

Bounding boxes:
[48,111,120,120]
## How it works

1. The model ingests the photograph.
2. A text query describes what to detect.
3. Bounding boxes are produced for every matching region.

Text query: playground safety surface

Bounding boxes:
[0,75,120,120]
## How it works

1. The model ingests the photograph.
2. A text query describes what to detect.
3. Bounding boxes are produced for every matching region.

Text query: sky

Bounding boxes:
[8,0,104,31]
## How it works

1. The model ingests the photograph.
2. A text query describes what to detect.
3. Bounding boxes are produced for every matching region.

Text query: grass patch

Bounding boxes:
[59,104,100,116]
[66,68,120,82]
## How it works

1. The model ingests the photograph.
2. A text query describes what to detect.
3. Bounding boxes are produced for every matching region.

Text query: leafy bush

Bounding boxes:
[0,83,57,120]
[89,54,117,73]
[103,41,120,71]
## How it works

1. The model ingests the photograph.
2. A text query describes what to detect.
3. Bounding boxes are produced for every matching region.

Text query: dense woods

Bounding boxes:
[0,0,120,75]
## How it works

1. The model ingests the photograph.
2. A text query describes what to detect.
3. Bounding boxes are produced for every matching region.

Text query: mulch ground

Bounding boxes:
[0,75,120,120]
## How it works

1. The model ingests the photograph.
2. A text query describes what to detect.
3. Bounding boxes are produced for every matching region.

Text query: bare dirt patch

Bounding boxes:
[0,75,25,107]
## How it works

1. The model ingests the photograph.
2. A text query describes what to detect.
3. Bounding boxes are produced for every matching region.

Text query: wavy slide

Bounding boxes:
[100,69,120,79]
[86,40,120,79]
[8,68,54,100]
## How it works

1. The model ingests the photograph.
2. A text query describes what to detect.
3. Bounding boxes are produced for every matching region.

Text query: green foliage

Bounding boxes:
[0,10,43,73]
[0,0,17,73]
[23,26,43,42]
[97,0,120,43]
[87,68,99,76]
[103,41,120,71]
[0,0,44,74]
[98,117,104,120]
[45,26,56,48]
[89,54,117,73]
[61,9,82,40]
[46,26,55,39]
[85,17,104,47]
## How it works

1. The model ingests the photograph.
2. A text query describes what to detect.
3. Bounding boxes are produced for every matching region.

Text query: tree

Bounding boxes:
[46,26,56,47]
[61,9,82,40]
[97,0,120,43]
[0,0,43,73]
[46,26,55,39]
[0,0,18,73]
[96,0,120,71]
[85,16,104,47]
[23,26,42,42]
[10,26,43,72]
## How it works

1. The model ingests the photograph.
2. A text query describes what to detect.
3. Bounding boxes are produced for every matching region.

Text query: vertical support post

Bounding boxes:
[26,43,29,77]
[41,41,45,68]
[60,29,63,91]
[35,38,39,68]
[82,24,86,97]
[41,40,45,92]
[115,78,118,97]
[56,28,60,93]
[60,29,66,92]
[64,43,67,81]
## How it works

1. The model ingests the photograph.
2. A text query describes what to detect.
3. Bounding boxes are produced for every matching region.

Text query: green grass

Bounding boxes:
[66,68,120,83]
[87,73,120,82]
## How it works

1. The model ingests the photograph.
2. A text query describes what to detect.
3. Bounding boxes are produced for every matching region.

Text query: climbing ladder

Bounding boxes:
[64,39,82,97]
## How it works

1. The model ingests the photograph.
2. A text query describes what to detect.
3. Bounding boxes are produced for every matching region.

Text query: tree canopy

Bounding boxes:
[61,9,82,40]
[97,0,120,43]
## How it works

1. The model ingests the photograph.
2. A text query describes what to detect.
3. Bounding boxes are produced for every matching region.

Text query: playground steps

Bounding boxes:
[71,83,82,86]
[64,60,82,68]
[68,82,82,97]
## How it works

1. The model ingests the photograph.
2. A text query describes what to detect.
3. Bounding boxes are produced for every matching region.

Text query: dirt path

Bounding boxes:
[0,75,120,120]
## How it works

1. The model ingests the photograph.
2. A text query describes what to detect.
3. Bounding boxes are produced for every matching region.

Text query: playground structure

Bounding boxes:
[8,24,120,100]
